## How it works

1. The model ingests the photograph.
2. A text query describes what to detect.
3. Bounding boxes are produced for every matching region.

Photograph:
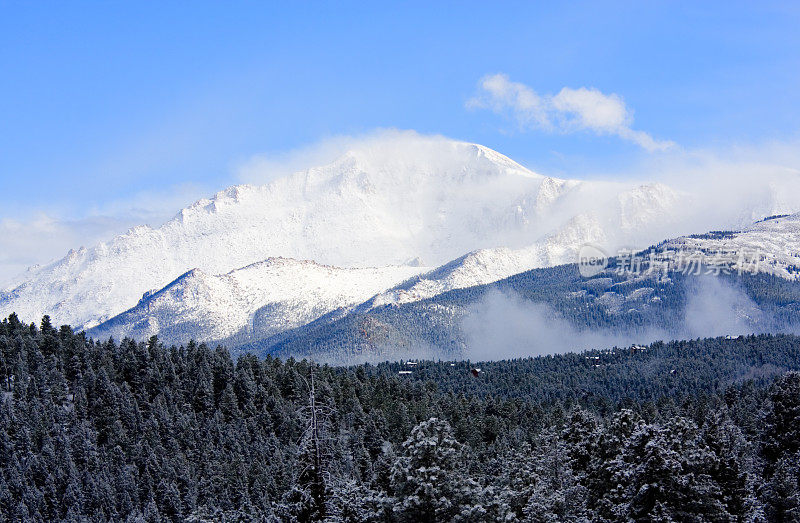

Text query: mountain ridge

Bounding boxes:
[90,213,800,360]
[87,257,426,346]
[4,134,800,341]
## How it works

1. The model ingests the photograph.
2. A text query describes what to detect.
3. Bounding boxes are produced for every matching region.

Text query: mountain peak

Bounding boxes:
[0,136,563,329]
[297,134,541,189]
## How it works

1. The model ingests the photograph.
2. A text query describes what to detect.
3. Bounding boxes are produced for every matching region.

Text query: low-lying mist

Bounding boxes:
[461,275,785,361]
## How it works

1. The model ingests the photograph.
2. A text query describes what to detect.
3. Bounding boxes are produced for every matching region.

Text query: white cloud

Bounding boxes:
[0,214,131,288]
[468,74,675,152]
[466,74,550,128]
[461,277,777,361]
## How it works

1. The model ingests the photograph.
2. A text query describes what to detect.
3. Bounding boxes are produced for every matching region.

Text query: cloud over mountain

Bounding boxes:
[468,73,674,151]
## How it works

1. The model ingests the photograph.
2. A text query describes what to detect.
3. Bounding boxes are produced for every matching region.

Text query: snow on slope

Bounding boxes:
[393,211,800,314]
[370,201,800,310]
[86,258,426,345]
[650,214,800,279]
[370,183,685,307]
[85,182,686,347]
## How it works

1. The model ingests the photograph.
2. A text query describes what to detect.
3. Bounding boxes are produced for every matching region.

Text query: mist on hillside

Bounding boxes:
[461,275,784,361]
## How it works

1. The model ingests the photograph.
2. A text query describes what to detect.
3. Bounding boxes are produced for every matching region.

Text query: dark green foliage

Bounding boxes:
[2,315,800,520]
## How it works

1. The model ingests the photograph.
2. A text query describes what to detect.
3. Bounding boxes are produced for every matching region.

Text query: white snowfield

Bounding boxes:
[87,258,425,345]
[2,133,800,346]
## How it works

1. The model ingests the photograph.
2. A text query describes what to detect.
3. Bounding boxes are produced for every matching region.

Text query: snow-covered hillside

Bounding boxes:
[373,213,800,311]
[2,133,799,337]
[86,209,800,352]
[86,258,425,345]
[649,214,800,279]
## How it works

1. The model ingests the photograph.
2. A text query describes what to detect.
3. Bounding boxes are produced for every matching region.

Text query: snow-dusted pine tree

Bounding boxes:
[389,417,485,522]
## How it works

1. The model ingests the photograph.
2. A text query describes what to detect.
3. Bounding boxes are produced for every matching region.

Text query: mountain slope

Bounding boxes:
[647,214,800,279]
[86,258,425,346]
[254,215,800,363]
[260,266,800,364]
[372,212,800,309]
[77,179,702,349]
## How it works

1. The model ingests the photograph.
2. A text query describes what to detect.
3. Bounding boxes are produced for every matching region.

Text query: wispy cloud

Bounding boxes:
[0,214,134,288]
[467,73,675,152]
[0,184,209,288]
[236,129,458,184]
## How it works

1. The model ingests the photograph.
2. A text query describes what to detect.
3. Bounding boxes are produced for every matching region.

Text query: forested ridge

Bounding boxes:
[3,313,800,521]
[261,266,800,363]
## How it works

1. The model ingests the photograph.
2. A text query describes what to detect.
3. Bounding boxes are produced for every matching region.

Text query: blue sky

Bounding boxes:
[1,1,799,276]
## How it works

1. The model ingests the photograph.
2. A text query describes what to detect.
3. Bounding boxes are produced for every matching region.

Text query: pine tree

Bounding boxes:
[283,365,330,522]
[522,430,591,522]
[327,479,393,522]
[763,453,800,523]
[761,372,800,472]
[700,411,751,518]
[389,417,483,522]
[613,417,730,521]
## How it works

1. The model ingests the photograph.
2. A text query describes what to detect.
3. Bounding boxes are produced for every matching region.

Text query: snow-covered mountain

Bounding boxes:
[1,136,545,329]
[86,258,425,346]
[2,133,799,341]
[85,212,800,353]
